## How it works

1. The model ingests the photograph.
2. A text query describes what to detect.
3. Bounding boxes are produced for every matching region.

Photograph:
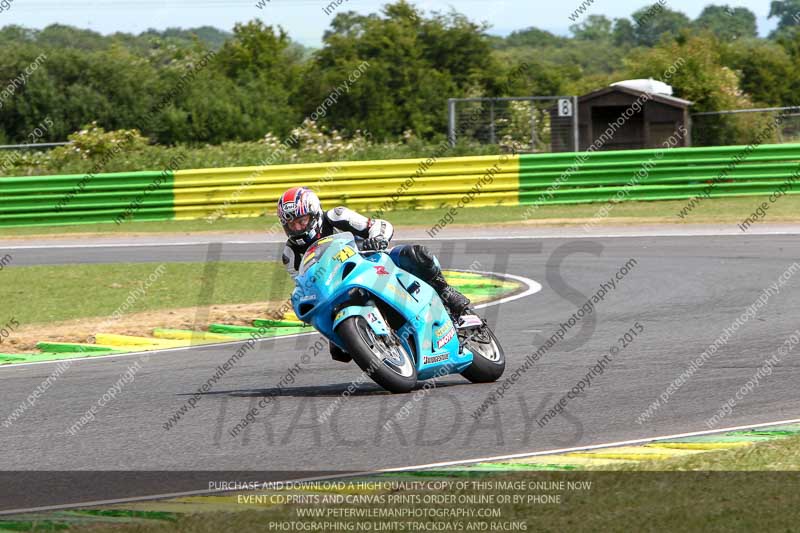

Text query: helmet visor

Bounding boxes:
[284,214,313,237]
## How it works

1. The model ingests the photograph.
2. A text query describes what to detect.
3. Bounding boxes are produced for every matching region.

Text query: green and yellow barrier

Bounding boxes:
[2,143,800,228]
[171,153,520,220]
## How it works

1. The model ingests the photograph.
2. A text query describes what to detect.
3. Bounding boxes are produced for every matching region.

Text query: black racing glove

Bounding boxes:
[362,236,389,251]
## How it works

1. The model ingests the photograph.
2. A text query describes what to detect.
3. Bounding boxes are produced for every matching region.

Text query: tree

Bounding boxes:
[612,18,637,47]
[297,1,496,139]
[772,30,800,98]
[143,26,232,50]
[486,53,572,97]
[721,40,795,106]
[695,5,758,40]
[769,0,800,36]
[501,27,566,48]
[570,15,613,41]
[631,3,691,46]
[624,34,771,145]
[418,7,498,89]
[5,0,800,149]
[36,24,109,51]
[203,20,302,141]
[624,34,746,111]
[214,20,296,83]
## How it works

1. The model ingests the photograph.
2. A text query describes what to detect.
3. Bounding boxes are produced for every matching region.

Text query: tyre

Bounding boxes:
[335,316,417,393]
[460,326,505,383]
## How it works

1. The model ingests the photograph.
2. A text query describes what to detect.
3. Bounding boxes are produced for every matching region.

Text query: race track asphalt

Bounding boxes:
[1,227,799,509]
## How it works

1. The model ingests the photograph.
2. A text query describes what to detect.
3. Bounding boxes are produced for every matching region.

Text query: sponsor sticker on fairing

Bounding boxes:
[423,353,449,365]
[333,246,356,262]
[435,323,452,337]
[386,283,410,301]
[435,324,456,348]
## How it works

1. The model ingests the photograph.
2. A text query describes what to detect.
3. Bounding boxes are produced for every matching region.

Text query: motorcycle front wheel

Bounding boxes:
[336,316,417,394]
[460,325,506,383]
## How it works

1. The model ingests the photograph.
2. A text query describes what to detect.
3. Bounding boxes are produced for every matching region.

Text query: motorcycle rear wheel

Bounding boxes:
[336,316,418,394]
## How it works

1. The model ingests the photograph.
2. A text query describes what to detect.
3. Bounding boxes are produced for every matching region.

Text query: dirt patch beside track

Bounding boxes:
[1,301,284,354]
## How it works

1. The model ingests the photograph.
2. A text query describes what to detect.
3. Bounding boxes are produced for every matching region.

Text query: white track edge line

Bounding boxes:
[3,229,800,249]
[377,416,800,472]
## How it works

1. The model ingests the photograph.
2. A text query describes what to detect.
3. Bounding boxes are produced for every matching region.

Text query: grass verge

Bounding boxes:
[0,261,288,327]
[28,436,800,532]
[3,196,800,238]
[610,434,800,471]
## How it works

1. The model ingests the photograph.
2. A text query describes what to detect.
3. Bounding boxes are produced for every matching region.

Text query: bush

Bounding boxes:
[50,122,149,161]
[0,124,501,177]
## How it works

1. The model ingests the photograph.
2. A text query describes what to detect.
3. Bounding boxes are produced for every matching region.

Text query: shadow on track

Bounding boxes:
[182,379,468,399]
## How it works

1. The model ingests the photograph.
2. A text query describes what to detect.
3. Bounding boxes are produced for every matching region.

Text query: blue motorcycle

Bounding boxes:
[291,232,505,393]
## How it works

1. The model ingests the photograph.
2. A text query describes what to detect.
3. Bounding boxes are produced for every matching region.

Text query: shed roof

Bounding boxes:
[579,85,693,108]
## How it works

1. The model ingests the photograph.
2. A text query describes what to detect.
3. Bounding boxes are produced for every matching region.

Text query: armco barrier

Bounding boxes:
[171,154,520,220]
[517,143,800,205]
[1,144,799,227]
[0,154,520,227]
[0,170,175,227]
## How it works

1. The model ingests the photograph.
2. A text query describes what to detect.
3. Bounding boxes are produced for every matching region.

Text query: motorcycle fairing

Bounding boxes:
[291,233,473,379]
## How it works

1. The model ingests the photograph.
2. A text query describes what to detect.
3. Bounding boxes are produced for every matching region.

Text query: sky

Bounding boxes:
[0,0,778,46]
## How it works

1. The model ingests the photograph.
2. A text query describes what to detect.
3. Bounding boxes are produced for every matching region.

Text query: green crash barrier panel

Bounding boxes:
[2,144,799,227]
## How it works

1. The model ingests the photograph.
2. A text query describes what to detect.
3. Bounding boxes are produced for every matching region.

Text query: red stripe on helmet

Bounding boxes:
[281,187,300,206]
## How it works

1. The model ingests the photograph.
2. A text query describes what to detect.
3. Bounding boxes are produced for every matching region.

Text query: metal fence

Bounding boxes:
[0,142,71,150]
[691,106,800,147]
[447,96,579,153]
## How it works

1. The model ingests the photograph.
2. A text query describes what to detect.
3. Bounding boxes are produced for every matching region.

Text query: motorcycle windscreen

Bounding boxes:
[298,232,356,276]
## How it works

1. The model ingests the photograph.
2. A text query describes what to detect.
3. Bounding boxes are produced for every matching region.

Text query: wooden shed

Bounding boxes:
[573,85,692,151]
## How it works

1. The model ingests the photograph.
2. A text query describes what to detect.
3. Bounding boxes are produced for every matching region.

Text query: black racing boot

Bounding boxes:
[330,342,352,363]
[430,273,471,319]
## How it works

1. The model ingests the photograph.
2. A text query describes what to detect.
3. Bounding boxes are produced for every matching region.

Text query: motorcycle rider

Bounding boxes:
[277,186,470,361]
